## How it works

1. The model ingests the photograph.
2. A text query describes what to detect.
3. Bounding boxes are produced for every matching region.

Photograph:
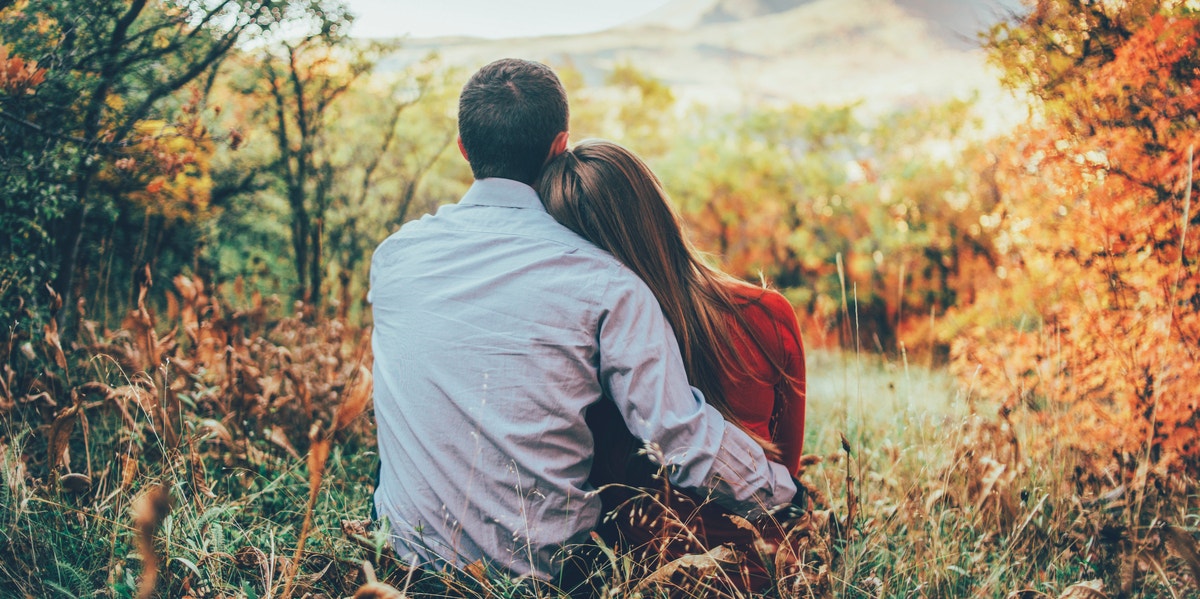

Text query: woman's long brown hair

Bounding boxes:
[537,139,794,458]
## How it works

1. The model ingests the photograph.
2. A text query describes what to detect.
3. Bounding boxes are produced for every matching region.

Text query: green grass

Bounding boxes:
[799,350,1198,599]
[0,349,1196,598]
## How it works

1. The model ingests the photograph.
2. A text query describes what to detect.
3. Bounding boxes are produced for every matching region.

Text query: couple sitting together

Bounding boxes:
[368,58,807,596]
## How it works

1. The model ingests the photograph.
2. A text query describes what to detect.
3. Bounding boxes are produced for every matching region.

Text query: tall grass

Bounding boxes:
[1,291,1197,599]
[797,351,1198,599]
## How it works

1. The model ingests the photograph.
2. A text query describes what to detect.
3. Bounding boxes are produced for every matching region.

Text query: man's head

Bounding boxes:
[458,58,569,185]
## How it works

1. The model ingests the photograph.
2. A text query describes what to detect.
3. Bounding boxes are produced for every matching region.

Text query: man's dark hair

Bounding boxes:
[458,58,569,185]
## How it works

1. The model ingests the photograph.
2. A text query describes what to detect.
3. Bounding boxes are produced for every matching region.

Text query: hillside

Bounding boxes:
[629,0,1023,49]
[380,0,1027,128]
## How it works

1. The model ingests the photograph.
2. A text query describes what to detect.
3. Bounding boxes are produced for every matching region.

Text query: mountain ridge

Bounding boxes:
[627,0,1023,49]
[378,0,1026,129]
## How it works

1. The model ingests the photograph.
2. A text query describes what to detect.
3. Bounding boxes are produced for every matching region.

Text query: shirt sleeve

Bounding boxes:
[595,271,797,516]
[762,290,807,476]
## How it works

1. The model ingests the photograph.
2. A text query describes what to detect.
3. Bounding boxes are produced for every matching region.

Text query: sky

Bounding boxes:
[343,0,676,40]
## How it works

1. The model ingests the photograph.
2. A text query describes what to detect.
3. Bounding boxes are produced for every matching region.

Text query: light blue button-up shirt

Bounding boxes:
[369,178,796,579]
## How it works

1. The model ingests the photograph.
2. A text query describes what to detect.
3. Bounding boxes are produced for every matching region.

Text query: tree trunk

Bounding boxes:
[308,217,323,308]
[54,166,97,337]
[290,184,311,303]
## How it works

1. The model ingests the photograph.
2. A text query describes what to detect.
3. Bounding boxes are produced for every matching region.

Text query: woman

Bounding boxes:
[537,139,807,591]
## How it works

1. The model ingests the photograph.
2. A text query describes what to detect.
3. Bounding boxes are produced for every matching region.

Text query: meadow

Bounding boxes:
[2,0,1199,596]
[0,288,1195,597]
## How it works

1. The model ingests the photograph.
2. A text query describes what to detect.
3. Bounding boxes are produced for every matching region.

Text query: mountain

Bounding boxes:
[629,0,1023,49]
[627,0,821,28]
[378,0,1027,129]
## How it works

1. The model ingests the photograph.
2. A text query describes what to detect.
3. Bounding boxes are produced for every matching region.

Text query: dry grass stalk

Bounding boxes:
[839,432,858,529]
[724,513,774,573]
[463,559,497,596]
[133,484,171,599]
[43,284,67,370]
[281,422,332,599]
[773,510,834,599]
[0,364,13,412]
[264,425,302,459]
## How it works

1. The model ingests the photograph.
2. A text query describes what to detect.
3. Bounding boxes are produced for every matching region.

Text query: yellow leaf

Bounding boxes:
[635,546,740,592]
[1058,580,1106,599]
[46,404,79,475]
[334,365,372,432]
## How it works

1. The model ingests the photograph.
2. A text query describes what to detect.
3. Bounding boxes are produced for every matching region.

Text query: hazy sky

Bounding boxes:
[344,0,675,39]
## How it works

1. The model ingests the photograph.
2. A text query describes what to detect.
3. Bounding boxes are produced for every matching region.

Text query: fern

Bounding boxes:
[51,556,89,599]
[208,521,226,555]
[193,504,234,531]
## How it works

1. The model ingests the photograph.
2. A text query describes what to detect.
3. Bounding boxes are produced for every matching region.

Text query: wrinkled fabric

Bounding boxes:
[369,178,796,578]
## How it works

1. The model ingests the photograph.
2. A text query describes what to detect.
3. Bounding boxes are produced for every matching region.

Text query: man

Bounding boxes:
[369,58,796,588]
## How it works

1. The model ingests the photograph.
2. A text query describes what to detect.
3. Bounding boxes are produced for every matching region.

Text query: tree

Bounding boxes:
[318,58,460,309]
[961,1,1200,474]
[252,6,368,304]
[659,100,1000,350]
[229,19,454,306]
[0,0,300,331]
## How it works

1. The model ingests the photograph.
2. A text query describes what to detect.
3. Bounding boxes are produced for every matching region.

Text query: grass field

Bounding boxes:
[1,341,1197,598]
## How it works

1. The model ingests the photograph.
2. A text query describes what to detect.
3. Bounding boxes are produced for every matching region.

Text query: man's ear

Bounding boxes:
[545,131,569,162]
[457,137,468,162]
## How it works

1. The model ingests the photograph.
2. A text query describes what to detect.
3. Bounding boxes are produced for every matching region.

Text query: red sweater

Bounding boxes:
[719,282,807,476]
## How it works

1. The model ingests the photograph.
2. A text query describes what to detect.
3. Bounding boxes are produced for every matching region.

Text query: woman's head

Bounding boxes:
[538,140,783,458]
[537,140,691,305]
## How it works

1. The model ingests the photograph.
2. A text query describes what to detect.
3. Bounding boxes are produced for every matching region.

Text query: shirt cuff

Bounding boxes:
[702,424,798,517]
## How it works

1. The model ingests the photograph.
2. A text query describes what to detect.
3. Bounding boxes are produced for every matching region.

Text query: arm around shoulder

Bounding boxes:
[596,273,797,515]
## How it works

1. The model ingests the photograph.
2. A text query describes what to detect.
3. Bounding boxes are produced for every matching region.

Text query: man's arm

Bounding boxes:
[596,273,796,516]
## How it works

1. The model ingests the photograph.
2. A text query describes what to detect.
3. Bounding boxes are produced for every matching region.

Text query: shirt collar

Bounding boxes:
[460,178,544,210]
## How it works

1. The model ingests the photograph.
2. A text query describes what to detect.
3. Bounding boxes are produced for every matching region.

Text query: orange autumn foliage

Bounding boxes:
[957,6,1200,476]
[0,45,46,96]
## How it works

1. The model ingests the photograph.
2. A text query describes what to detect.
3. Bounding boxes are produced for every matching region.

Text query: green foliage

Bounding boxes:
[0,0,318,330]
[546,61,1009,353]
[3,15,1011,349]
[605,61,678,157]
[225,6,387,304]
[656,98,999,351]
[0,151,73,324]
[208,49,465,315]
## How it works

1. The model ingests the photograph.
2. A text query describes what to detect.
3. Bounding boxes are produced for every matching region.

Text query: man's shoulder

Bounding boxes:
[369,203,446,263]
[367,199,654,305]
[373,200,621,266]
